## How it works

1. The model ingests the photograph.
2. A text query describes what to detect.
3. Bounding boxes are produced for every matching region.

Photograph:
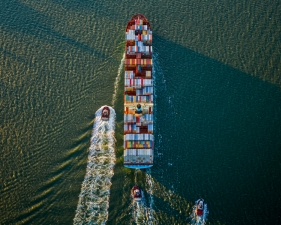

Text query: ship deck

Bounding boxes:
[124,14,153,169]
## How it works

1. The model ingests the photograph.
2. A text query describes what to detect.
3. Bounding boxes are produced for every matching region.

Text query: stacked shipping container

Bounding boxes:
[124,14,154,169]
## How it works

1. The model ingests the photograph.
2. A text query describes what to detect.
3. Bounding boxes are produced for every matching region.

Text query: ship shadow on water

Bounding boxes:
[108,33,281,225]
[153,34,281,225]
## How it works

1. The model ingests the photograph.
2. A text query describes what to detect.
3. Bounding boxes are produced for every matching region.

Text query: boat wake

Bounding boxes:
[112,53,125,106]
[190,201,209,225]
[73,106,116,225]
[131,195,154,225]
[130,170,155,225]
[145,169,155,225]
[131,200,148,225]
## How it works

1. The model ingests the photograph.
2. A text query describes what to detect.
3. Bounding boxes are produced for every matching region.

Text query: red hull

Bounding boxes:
[101,106,110,121]
[131,186,142,200]
[197,209,203,216]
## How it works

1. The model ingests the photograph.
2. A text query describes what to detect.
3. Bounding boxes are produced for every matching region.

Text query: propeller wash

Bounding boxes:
[73,106,116,225]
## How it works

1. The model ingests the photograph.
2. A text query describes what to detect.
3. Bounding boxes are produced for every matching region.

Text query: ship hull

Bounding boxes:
[123,14,154,169]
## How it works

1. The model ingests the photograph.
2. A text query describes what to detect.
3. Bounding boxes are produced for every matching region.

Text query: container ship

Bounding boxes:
[123,14,153,169]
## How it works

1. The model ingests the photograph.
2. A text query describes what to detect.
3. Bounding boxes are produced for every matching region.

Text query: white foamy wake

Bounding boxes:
[131,200,147,225]
[145,169,155,225]
[130,170,155,225]
[73,106,116,225]
[112,53,125,106]
[130,192,155,225]
[190,202,209,225]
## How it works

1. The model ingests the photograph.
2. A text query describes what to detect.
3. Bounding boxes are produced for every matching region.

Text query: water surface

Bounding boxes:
[1,0,281,224]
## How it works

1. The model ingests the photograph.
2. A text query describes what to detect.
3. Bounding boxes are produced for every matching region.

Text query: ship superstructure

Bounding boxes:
[124,14,153,169]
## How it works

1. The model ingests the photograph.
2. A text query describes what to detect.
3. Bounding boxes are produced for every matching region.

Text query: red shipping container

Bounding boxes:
[138,34,141,41]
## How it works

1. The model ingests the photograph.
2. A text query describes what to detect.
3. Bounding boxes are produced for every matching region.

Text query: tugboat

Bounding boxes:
[131,186,142,202]
[192,199,208,224]
[101,106,110,121]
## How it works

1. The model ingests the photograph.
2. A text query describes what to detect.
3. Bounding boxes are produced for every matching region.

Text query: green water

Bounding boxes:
[1,0,281,224]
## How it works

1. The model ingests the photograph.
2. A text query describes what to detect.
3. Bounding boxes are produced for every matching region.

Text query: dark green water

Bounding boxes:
[1,0,281,224]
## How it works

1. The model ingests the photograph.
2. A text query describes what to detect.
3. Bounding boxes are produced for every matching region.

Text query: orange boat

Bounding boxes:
[123,14,153,169]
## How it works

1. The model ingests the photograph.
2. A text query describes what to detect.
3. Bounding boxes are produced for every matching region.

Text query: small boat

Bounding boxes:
[101,106,110,121]
[131,186,142,202]
[193,198,208,224]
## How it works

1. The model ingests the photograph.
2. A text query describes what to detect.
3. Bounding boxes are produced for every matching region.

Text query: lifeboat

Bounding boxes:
[101,106,110,121]
[131,186,142,202]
